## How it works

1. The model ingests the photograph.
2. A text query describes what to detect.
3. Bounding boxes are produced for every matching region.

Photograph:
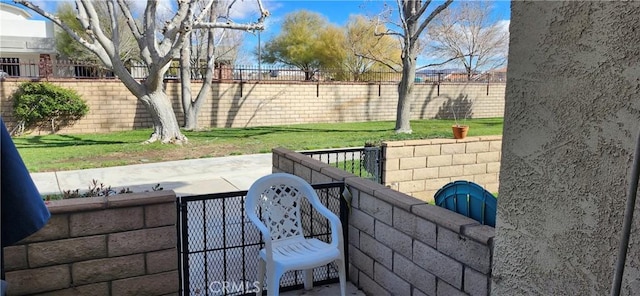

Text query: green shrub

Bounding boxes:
[12,82,89,134]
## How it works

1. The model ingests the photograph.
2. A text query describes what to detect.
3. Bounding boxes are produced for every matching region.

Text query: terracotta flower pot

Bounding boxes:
[452,125,469,139]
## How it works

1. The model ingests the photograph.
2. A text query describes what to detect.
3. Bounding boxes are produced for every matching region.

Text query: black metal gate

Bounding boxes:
[177,182,348,296]
[301,147,384,184]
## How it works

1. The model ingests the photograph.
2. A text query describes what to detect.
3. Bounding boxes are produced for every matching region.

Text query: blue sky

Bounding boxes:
[240,0,511,65]
[260,1,510,29]
[4,0,510,66]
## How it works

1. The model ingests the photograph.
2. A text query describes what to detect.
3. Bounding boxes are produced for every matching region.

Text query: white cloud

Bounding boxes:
[225,0,280,20]
[262,14,282,32]
[227,0,260,20]
[128,0,147,14]
[496,19,510,34]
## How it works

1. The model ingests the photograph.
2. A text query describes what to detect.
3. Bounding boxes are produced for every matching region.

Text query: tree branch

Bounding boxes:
[116,0,143,39]
[396,0,409,33]
[415,0,453,38]
[414,0,432,19]
[143,1,159,61]
[193,21,265,31]
[79,0,116,60]
[14,0,107,60]
[74,0,91,36]
[193,0,269,32]
[194,0,216,24]
[159,0,192,51]
[374,13,404,39]
[115,0,150,64]
[107,0,119,48]
[355,53,399,72]
[416,56,461,70]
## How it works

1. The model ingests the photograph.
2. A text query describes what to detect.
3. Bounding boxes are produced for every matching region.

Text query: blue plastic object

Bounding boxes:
[434,180,497,227]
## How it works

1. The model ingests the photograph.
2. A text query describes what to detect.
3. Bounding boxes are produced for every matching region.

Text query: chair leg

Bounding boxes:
[337,259,346,296]
[267,266,282,296]
[256,258,266,296]
[303,268,313,290]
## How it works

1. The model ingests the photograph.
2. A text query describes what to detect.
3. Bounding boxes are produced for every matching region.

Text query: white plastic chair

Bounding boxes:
[245,173,346,296]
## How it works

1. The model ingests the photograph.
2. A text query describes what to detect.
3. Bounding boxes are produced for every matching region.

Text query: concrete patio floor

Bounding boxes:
[281,281,365,296]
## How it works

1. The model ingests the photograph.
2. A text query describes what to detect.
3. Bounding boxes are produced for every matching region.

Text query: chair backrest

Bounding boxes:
[246,173,321,241]
[434,180,497,227]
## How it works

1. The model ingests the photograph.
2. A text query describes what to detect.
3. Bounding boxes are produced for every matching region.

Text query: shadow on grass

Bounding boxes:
[473,118,504,127]
[186,126,395,139]
[14,134,128,149]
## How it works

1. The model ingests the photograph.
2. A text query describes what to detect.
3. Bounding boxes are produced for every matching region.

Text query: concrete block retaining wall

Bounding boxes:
[383,136,502,202]
[272,147,494,296]
[2,191,178,295]
[0,80,505,134]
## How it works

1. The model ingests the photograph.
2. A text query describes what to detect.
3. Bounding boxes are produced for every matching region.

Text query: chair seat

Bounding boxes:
[259,237,340,270]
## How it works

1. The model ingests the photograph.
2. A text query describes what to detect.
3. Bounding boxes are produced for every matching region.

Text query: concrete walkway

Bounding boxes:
[31,153,273,197]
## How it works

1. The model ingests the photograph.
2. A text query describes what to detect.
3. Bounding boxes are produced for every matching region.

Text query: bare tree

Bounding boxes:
[180,0,247,131]
[376,0,453,134]
[426,1,508,80]
[16,0,268,143]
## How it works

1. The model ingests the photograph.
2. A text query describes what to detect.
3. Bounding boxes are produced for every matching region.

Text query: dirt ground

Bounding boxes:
[39,142,269,172]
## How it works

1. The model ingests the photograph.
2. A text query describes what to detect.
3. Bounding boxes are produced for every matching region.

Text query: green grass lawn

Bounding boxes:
[14,118,503,172]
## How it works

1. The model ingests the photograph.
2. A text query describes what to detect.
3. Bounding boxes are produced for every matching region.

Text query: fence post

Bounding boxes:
[177,197,190,295]
[487,72,490,95]
[339,183,349,280]
[240,67,244,97]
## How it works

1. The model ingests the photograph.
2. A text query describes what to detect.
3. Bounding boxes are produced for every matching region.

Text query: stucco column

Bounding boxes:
[493,2,640,295]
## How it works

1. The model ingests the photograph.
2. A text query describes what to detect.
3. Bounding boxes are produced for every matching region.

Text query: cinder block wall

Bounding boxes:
[2,191,178,295]
[272,147,494,296]
[383,136,502,202]
[0,79,505,134]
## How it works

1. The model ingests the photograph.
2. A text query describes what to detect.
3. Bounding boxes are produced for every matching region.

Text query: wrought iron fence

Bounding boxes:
[0,59,506,83]
[229,65,506,83]
[0,59,117,79]
[177,182,348,296]
[301,147,383,184]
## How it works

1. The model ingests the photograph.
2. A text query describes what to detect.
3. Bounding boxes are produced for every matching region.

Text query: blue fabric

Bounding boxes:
[1,118,50,247]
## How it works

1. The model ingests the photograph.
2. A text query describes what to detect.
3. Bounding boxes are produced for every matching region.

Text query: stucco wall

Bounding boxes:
[0,80,505,134]
[492,2,640,295]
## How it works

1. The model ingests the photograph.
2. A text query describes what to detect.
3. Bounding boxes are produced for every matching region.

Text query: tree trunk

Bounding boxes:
[140,91,188,144]
[183,105,198,130]
[180,32,197,131]
[181,8,217,131]
[395,51,416,134]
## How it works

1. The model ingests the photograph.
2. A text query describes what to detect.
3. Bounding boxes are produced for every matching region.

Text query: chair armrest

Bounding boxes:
[246,210,273,249]
[310,202,343,249]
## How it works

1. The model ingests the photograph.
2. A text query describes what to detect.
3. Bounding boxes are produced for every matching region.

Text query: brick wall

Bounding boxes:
[272,147,494,296]
[2,191,178,295]
[383,136,502,202]
[0,79,505,134]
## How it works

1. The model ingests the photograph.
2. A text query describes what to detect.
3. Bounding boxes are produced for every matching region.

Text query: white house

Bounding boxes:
[0,2,55,77]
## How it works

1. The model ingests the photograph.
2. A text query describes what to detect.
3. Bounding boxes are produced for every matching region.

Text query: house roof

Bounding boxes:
[0,3,32,19]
